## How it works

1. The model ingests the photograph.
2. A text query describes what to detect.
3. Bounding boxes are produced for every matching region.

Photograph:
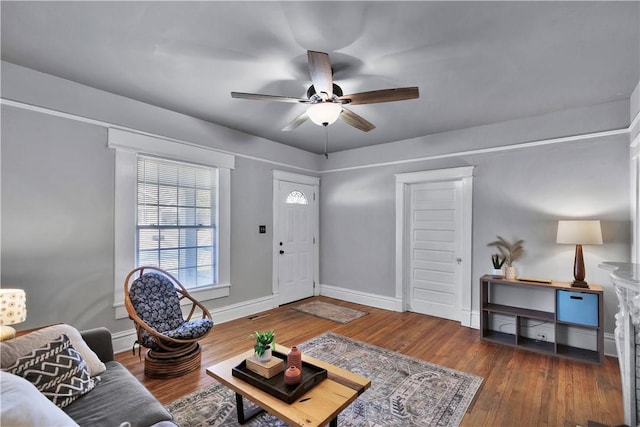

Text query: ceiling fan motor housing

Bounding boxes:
[307,83,344,101]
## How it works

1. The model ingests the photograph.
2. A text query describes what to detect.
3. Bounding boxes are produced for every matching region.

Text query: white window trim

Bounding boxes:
[109,128,234,319]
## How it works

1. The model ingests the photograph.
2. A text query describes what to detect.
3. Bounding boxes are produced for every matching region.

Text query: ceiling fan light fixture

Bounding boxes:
[307,102,342,127]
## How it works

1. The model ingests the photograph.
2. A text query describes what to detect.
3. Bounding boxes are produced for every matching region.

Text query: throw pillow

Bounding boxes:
[0,371,80,427]
[0,323,106,375]
[6,334,98,408]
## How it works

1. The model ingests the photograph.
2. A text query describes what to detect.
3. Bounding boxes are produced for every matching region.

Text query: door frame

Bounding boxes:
[395,166,474,327]
[272,170,320,306]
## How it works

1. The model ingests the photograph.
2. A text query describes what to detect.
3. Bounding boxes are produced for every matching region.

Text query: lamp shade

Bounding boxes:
[0,289,27,326]
[307,102,342,126]
[556,220,603,245]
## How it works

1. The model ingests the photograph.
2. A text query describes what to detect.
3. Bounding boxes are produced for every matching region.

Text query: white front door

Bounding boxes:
[276,180,315,304]
[407,180,463,321]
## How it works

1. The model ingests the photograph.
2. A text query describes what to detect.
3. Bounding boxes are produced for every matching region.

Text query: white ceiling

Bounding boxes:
[1,1,638,154]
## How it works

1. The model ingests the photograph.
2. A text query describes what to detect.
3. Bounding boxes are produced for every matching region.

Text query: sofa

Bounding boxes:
[0,324,178,427]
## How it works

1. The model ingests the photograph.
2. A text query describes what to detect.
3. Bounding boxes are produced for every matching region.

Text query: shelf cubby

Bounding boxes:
[480,275,603,364]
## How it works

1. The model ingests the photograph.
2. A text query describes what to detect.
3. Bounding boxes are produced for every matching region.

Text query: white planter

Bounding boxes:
[491,268,504,278]
[505,266,516,279]
[255,346,272,362]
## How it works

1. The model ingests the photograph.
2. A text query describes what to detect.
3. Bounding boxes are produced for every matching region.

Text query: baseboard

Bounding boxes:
[604,332,616,357]
[113,294,276,354]
[319,284,403,312]
[462,309,480,329]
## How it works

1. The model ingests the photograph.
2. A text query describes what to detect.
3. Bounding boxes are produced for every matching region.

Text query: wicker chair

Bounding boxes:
[123,266,214,378]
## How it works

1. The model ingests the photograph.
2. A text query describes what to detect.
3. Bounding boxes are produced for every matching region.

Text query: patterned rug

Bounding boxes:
[166,333,483,427]
[292,301,368,323]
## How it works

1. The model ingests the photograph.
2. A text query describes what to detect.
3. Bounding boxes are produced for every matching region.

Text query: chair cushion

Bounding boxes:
[129,272,213,349]
[163,318,213,340]
[129,272,185,333]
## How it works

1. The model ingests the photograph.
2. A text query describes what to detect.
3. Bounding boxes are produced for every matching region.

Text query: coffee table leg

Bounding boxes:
[330,416,338,427]
[235,392,265,424]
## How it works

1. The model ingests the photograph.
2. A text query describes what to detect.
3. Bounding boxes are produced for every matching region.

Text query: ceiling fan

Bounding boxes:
[231,50,419,133]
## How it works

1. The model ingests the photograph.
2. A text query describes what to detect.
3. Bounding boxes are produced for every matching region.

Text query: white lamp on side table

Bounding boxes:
[0,288,27,341]
[556,220,603,288]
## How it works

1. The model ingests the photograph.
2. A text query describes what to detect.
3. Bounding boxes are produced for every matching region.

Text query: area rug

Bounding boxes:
[292,300,368,324]
[166,332,483,427]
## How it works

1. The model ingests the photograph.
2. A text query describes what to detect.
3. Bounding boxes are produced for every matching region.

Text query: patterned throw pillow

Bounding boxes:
[6,334,98,408]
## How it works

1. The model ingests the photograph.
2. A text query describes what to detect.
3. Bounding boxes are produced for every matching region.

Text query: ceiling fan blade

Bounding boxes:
[231,92,310,103]
[282,111,309,131]
[340,108,375,132]
[307,50,333,99]
[339,87,419,105]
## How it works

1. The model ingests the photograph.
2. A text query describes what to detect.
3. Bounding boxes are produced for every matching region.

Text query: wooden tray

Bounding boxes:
[232,351,327,403]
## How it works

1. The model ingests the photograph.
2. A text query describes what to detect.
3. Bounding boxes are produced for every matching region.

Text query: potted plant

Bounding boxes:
[491,254,506,278]
[487,236,524,279]
[252,330,275,362]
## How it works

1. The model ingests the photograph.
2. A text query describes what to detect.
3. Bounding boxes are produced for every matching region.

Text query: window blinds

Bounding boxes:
[136,155,218,288]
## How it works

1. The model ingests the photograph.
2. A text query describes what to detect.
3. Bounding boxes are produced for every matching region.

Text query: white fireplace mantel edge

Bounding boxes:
[599,262,640,427]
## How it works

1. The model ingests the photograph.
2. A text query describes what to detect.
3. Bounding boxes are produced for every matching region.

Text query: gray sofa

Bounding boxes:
[64,327,177,427]
[0,325,178,427]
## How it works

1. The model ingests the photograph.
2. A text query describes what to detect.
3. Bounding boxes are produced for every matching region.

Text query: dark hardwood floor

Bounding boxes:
[115,296,624,426]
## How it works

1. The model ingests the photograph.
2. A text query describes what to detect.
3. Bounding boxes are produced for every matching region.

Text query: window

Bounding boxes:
[137,156,217,288]
[109,128,234,319]
[286,190,308,205]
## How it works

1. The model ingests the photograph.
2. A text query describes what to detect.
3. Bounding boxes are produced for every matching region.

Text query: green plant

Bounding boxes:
[487,236,524,267]
[491,254,506,269]
[252,330,275,357]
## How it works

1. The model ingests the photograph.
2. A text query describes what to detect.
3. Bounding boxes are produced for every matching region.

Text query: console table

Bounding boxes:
[599,262,640,427]
[480,275,604,364]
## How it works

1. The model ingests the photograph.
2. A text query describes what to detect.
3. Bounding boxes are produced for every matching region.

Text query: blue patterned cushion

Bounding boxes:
[163,318,213,340]
[6,334,98,408]
[129,272,212,349]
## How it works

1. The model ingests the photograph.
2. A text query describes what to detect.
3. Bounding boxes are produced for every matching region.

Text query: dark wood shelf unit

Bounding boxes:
[482,330,516,346]
[517,336,555,354]
[556,344,601,364]
[480,275,604,364]
[483,303,555,322]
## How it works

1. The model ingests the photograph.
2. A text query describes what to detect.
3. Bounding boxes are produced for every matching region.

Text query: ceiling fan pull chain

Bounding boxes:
[324,124,329,159]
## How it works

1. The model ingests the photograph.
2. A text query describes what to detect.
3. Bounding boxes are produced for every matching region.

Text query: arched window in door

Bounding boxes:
[286,190,308,205]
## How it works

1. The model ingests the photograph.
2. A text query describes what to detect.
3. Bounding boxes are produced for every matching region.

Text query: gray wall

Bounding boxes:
[319,104,631,336]
[1,63,318,333]
[0,60,634,341]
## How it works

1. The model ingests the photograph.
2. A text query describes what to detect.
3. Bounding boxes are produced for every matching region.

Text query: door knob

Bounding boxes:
[279,250,285,254]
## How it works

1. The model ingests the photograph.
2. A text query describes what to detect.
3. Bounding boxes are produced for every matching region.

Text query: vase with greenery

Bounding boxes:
[252,330,275,362]
[491,254,506,278]
[487,236,524,279]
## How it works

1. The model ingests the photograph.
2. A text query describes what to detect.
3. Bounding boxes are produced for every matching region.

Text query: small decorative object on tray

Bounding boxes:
[246,355,285,379]
[252,330,275,362]
[284,366,301,385]
[287,346,302,371]
[232,350,327,403]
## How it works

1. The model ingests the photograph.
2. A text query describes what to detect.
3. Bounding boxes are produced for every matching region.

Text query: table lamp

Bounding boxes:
[556,220,603,288]
[0,288,27,341]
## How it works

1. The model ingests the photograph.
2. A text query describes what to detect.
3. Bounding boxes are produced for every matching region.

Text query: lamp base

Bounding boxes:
[0,325,16,341]
[571,280,589,288]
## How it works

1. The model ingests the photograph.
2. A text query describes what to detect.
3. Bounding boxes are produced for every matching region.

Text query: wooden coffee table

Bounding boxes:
[206,347,370,426]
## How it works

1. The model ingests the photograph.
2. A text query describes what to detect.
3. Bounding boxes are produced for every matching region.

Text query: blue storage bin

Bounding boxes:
[556,290,598,326]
